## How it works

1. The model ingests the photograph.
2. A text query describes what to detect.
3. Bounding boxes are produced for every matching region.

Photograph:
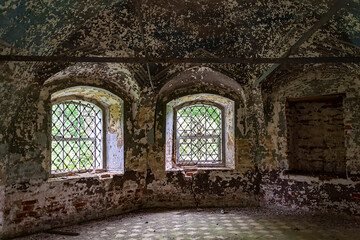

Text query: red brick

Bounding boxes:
[74,202,86,208]
[184,168,197,172]
[22,205,34,211]
[351,193,360,200]
[22,200,37,205]
[16,212,27,219]
[27,211,38,217]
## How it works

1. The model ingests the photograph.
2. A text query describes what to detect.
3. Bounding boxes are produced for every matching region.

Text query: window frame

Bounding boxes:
[50,97,107,175]
[165,93,235,172]
[173,100,226,167]
[48,86,125,177]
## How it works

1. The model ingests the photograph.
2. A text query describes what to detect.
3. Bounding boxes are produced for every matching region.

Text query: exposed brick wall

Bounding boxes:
[286,96,346,175]
[1,75,261,239]
[261,67,360,215]
[260,170,360,215]
[4,173,145,237]
[2,57,360,239]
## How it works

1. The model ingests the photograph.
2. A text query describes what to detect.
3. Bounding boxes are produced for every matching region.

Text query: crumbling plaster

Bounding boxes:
[3,60,360,237]
[260,64,360,214]
[0,64,264,238]
[1,0,360,238]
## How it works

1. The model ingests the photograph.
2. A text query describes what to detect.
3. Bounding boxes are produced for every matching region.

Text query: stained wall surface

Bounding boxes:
[0,0,360,238]
[261,66,360,214]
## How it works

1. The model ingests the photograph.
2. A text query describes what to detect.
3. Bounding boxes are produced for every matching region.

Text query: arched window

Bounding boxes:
[50,86,124,175]
[51,100,104,173]
[166,94,235,171]
[175,102,224,166]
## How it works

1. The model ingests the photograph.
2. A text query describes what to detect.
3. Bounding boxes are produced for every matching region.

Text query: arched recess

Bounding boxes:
[38,62,140,177]
[158,66,246,103]
[42,62,140,101]
[261,63,360,175]
[156,66,247,135]
[155,66,249,171]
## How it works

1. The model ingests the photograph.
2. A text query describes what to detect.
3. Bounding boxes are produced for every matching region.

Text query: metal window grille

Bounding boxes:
[176,103,222,165]
[51,100,103,173]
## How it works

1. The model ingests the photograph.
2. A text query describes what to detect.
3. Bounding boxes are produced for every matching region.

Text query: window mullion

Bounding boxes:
[93,109,97,169]
[78,103,81,171]
[61,103,65,172]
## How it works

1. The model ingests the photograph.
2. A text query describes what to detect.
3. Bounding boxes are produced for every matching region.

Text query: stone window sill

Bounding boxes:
[166,166,234,172]
[48,170,124,182]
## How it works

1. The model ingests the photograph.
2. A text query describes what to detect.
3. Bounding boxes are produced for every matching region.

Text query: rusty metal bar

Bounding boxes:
[0,55,359,64]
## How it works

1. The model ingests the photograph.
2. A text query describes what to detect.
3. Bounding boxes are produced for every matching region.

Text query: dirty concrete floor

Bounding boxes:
[15,208,360,240]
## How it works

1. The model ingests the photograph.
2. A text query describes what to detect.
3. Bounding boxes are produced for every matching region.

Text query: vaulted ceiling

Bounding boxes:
[1,0,359,87]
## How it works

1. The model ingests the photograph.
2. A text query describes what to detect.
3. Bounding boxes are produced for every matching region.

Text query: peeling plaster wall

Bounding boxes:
[0,129,5,234]
[4,172,145,236]
[5,60,360,237]
[260,65,360,214]
[1,0,360,238]
[0,63,263,238]
[0,184,4,234]
[0,60,148,237]
[147,67,260,208]
[0,61,45,237]
[1,62,360,238]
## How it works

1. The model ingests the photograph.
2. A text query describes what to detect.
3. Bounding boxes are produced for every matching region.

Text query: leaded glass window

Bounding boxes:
[51,100,103,173]
[175,103,223,165]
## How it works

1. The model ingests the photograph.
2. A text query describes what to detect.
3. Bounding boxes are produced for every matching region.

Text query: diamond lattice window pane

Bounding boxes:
[51,100,102,173]
[176,104,222,165]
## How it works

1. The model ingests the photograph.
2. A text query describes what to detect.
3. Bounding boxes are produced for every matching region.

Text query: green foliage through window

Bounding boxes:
[176,104,222,164]
[51,100,102,173]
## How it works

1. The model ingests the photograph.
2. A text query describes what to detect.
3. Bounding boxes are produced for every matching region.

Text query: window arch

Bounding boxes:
[50,86,124,175]
[166,94,235,171]
[51,100,104,173]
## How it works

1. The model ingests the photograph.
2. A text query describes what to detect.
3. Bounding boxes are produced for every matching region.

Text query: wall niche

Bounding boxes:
[286,94,346,176]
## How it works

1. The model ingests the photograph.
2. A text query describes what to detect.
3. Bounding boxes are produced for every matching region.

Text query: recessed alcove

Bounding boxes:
[285,94,346,176]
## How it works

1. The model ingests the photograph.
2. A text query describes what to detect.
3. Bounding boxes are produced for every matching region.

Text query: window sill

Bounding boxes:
[48,170,124,182]
[279,170,360,184]
[283,170,346,180]
[166,166,234,172]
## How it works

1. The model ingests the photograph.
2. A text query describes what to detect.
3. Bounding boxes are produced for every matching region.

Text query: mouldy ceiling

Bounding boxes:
[0,0,359,86]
